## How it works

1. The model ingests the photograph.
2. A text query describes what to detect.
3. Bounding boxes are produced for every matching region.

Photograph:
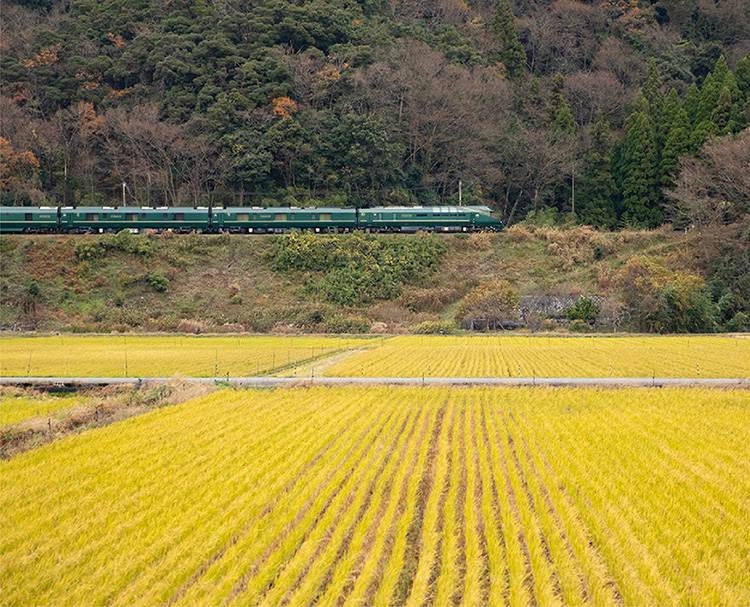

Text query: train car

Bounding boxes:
[358,205,502,232]
[60,207,210,232]
[212,207,357,233]
[0,204,502,234]
[0,206,59,233]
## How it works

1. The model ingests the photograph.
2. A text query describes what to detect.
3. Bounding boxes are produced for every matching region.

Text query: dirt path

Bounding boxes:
[3,376,748,388]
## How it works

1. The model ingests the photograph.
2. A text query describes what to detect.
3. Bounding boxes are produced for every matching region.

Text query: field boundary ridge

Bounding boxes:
[1,376,747,389]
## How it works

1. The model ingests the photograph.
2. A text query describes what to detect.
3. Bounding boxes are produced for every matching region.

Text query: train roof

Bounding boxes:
[362,206,493,213]
[214,207,353,213]
[59,206,210,211]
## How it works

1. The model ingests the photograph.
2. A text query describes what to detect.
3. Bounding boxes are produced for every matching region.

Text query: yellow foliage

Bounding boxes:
[0,136,40,190]
[21,45,60,68]
[271,96,298,118]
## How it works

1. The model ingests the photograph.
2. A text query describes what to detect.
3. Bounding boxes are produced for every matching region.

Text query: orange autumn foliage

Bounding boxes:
[272,96,298,118]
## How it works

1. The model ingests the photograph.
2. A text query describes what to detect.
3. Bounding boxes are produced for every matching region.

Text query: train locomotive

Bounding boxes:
[0,205,502,234]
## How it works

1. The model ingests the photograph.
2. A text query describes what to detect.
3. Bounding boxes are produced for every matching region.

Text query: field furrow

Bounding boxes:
[324,336,750,378]
[2,385,749,607]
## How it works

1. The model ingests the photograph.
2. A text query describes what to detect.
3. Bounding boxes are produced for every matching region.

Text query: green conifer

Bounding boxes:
[491,0,527,83]
[579,111,617,228]
[683,82,701,124]
[735,54,750,97]
[712,55,730,87]
[689,120,719,154]
[549,74,576,135]
[711,85,733,133]
[658,90,690,187]
[641,60,664,115]
[620,110,662,227]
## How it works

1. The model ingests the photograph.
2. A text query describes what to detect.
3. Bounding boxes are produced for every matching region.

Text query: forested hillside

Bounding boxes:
[1,0,749,230]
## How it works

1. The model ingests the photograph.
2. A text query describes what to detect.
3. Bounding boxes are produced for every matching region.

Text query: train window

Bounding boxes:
[274,213,286,221]
[173,213,184,220]
[125,214,137,221]
[417,214,427,217]
[85,213,98,221]
[25,213,32,221]
[141,213,147,219]
[320,213,332,221]
[236,213,249,221]
[163,213,168,219]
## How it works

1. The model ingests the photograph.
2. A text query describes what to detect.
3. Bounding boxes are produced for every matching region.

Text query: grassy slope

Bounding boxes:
[0,226,699,333]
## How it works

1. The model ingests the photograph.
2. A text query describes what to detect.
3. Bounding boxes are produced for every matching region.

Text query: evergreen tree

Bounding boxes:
[641,60,664,116]
[696,56,730,124]
[491,0,527,83]
[620,103,662,228]
[689,119,719,153]
[522,77,544,126]
[658,89,690,187]
[712,55,730,86]
[696,72,718,124]
[579,111,617,228]
[549,73,576,135]
[711,85,733,133]
[683,82,701,125]
[735,54,750,98]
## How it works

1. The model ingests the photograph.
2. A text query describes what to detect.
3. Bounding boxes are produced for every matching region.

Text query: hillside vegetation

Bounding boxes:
[1,0,749,232]
[3,225,746,334]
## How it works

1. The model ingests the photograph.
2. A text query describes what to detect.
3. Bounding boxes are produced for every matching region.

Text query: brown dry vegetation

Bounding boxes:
[0,379,215,459]
[0,227,701,334]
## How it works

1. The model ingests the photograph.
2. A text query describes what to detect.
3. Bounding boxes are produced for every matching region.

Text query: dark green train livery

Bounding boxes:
[0,205,501,233]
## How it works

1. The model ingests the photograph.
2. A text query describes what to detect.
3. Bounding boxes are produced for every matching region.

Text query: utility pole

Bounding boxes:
[458,179,462,206]
[571,167,575,216]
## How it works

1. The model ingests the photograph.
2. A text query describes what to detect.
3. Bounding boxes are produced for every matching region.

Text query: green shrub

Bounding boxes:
[726,312,749,332]
[74,241,106,261]
[74,231,152,261]
[324,315,371,334]
[455,280,519,328]
[566,296,598,324]
[616,257,715,333]
[145,272,169,293]
[568,319,592,333]
[274,232,447,306]
[411,320,456,334]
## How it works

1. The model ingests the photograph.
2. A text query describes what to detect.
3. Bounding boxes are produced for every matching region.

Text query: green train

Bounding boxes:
[0,205,502,234]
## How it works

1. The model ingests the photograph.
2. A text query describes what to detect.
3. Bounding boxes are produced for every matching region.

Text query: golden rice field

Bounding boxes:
[2,386,749,606]
[0,335,376,377]
[0,392,89,426]
[325,335,750,378]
